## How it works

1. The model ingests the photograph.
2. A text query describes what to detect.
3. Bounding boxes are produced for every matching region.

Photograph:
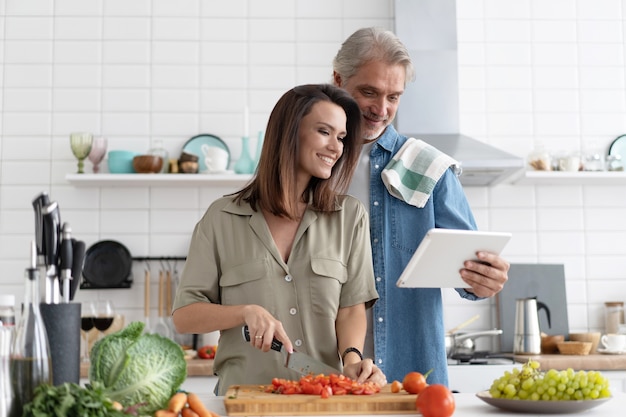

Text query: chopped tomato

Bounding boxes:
[197,345,217,359]
[268,374,381,398]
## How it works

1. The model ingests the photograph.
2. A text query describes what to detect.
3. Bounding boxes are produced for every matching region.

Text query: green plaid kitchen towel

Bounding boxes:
[381,138,459,208]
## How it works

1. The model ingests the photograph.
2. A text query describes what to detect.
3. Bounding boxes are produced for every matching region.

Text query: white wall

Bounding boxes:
[0,0,625,344]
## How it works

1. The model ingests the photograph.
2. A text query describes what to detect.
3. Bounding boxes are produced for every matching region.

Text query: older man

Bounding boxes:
[332,27,510,385]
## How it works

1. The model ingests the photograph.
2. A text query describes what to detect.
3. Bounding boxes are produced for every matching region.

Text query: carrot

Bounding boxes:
[181,407,200,417]
[168,392,188,413]
[155,410,178,417]
[187,392,217,417]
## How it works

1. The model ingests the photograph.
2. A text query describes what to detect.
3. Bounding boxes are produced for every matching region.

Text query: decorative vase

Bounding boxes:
[234,136,256,174]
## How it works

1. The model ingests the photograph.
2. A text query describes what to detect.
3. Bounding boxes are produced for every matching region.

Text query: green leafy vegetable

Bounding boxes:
[89,321,187,415]
[23,382,127,417]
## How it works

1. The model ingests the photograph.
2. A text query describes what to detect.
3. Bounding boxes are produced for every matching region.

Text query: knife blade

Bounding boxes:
[42,201,61,304]
[242,325,340,376]
[32,191,50,267]
[70,239,86,301]
[59,222,73,303]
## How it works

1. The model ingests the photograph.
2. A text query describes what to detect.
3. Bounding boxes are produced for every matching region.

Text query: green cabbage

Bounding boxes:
[88,321,187,415]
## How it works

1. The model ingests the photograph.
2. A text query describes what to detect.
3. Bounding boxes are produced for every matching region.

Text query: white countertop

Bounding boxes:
[197,392,625,416]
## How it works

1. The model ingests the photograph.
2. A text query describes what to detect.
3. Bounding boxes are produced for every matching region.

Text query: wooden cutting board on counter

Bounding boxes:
[223,385,417,415]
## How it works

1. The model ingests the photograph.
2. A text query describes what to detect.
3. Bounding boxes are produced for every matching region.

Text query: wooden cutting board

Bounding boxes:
[223,385,418,415]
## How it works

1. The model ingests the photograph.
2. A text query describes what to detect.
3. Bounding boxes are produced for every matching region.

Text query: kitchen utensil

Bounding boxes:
[601,334,626,352]
[107,150,137,174]
[42,201,61,304]
[242,325,339,376]
[569,332,601,353]
[70,239,86,301]
[59,222,73,303]
[153,270,172,338]
[31,191,50,267]
[144,268,150,332]
[513,297,551,354]
[81,240,132,289]
[224,384,416,416]
[445,329,503,358]
[40,302,82,385]
[540,334,565,354]
[70,132,93,174]
[497,263,569,353]
[447,314,480,334]
[133,154,163,173]
[182,134,230,173]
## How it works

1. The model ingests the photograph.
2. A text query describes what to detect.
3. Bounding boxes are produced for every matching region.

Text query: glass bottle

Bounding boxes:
[9,241,52,417]
[234,136,256,174]
[604,301,624,335]
[0,295,15,328]
[149,139,169,174]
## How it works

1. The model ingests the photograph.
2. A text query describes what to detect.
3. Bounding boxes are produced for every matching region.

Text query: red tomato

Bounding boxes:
[416,384,455,417]
[402,371,428,394]
[197,345,217,359]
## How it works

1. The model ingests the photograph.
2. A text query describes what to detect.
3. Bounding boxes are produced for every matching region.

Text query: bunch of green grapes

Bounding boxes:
[489,360,612,401]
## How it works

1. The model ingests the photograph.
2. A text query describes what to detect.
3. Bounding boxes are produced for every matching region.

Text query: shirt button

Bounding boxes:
[374,164,380,169]
[378,358,383,365]
[376,277,382,282]
[373,201,379,206]
[295,339,302,347]
[289,308,297,315]
[285,275,292,282]
[373,238,378,243]
[378,317,383,322]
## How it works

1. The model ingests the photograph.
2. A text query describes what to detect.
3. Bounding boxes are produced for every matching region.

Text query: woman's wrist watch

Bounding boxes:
[341,347,363,363]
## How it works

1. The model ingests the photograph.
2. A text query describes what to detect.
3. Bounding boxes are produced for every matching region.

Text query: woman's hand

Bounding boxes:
[342,358,387,386]
[242,305,294,353]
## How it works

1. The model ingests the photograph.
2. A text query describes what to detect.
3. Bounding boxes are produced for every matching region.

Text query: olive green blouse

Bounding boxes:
[172,195,378,395]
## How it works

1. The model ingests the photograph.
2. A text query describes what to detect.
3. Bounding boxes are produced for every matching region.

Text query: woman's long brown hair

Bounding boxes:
[232,84,363,219]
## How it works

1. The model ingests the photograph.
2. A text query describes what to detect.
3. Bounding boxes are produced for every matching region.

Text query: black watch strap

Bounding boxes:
[341,346,363,363]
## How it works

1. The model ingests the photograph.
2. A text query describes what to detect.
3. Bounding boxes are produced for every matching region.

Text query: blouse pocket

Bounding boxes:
[220,258,272,306]
[310,257,347,318]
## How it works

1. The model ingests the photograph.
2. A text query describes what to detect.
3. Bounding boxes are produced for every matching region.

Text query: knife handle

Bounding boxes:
[70,239,86,301]
[242,325,283,352]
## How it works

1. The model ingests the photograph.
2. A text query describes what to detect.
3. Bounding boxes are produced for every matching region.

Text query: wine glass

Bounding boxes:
[70,132,93,174]
[80,301,96,362]
[87,135,108,173]
[94,300,115,340]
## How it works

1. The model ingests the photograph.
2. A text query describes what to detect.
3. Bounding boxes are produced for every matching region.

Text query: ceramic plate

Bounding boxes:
[476,391,612,414]
[182,134,230,173]
[597,348,626,355]
[608,134,626,158]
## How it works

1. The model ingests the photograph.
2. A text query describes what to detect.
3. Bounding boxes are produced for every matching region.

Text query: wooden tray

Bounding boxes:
[223,385,417,415]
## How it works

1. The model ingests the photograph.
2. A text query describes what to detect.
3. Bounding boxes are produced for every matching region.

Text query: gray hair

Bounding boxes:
[332,27,416,86]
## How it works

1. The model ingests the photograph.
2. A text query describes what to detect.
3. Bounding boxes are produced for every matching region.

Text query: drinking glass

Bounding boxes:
[94,300,115,340]
[70,132,93,174]
[87,136,108,173]
[80,301,96,362]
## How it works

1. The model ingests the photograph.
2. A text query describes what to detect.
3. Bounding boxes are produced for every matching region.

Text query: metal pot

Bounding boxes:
[445,329,503,357]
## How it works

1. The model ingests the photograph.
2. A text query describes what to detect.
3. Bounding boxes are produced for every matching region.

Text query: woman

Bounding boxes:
[172,84,385,395]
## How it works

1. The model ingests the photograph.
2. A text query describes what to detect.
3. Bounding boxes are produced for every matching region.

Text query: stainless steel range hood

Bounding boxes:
[394,0,524,186]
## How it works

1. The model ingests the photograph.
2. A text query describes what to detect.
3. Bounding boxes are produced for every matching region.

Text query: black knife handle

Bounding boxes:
[60,223,73,271]
[32,191,50,257]
[242,325,282,352]
[70,240,86,301]
[43,201,60,270]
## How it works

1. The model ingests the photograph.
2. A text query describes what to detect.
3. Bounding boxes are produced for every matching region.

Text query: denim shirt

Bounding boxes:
[366,125,480,386]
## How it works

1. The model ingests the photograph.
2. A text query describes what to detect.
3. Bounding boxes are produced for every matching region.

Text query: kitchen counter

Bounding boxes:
[79,359,214,378]
[198,392,625,416]
[514,353,626,370]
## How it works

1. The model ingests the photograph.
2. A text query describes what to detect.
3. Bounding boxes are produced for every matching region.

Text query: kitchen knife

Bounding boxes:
[242,325,340,376]
[32,191,50,266]
[42,201,61,304]
[70,239,86,301]
[59,222,73,303]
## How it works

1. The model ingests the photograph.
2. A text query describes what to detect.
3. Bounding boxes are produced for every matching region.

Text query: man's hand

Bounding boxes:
[460,251,509,298]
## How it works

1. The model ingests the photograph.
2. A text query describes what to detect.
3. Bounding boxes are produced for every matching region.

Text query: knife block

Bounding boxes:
[40,303,81,385]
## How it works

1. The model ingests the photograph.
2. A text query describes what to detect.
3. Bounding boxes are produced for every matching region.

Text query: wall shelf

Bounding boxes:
[514,170,626,185]
[66,173,253,187]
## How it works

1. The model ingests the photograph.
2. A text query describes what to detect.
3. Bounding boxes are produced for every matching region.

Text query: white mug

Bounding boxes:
[201,146,229,173]
[601,333,626,352]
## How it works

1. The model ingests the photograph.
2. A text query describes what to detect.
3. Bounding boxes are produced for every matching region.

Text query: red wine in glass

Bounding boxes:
[81,317,95,332]
[93,317,114,332]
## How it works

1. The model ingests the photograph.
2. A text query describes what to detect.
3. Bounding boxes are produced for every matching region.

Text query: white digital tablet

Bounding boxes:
[396,228,512,288]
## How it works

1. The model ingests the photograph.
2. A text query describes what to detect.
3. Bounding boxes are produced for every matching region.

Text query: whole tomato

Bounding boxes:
[416,384,455,417]
[402,369,432,394]
[197,344,217,359]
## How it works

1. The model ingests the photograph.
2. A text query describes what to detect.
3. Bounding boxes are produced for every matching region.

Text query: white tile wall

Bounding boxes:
[1,1,625,347]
